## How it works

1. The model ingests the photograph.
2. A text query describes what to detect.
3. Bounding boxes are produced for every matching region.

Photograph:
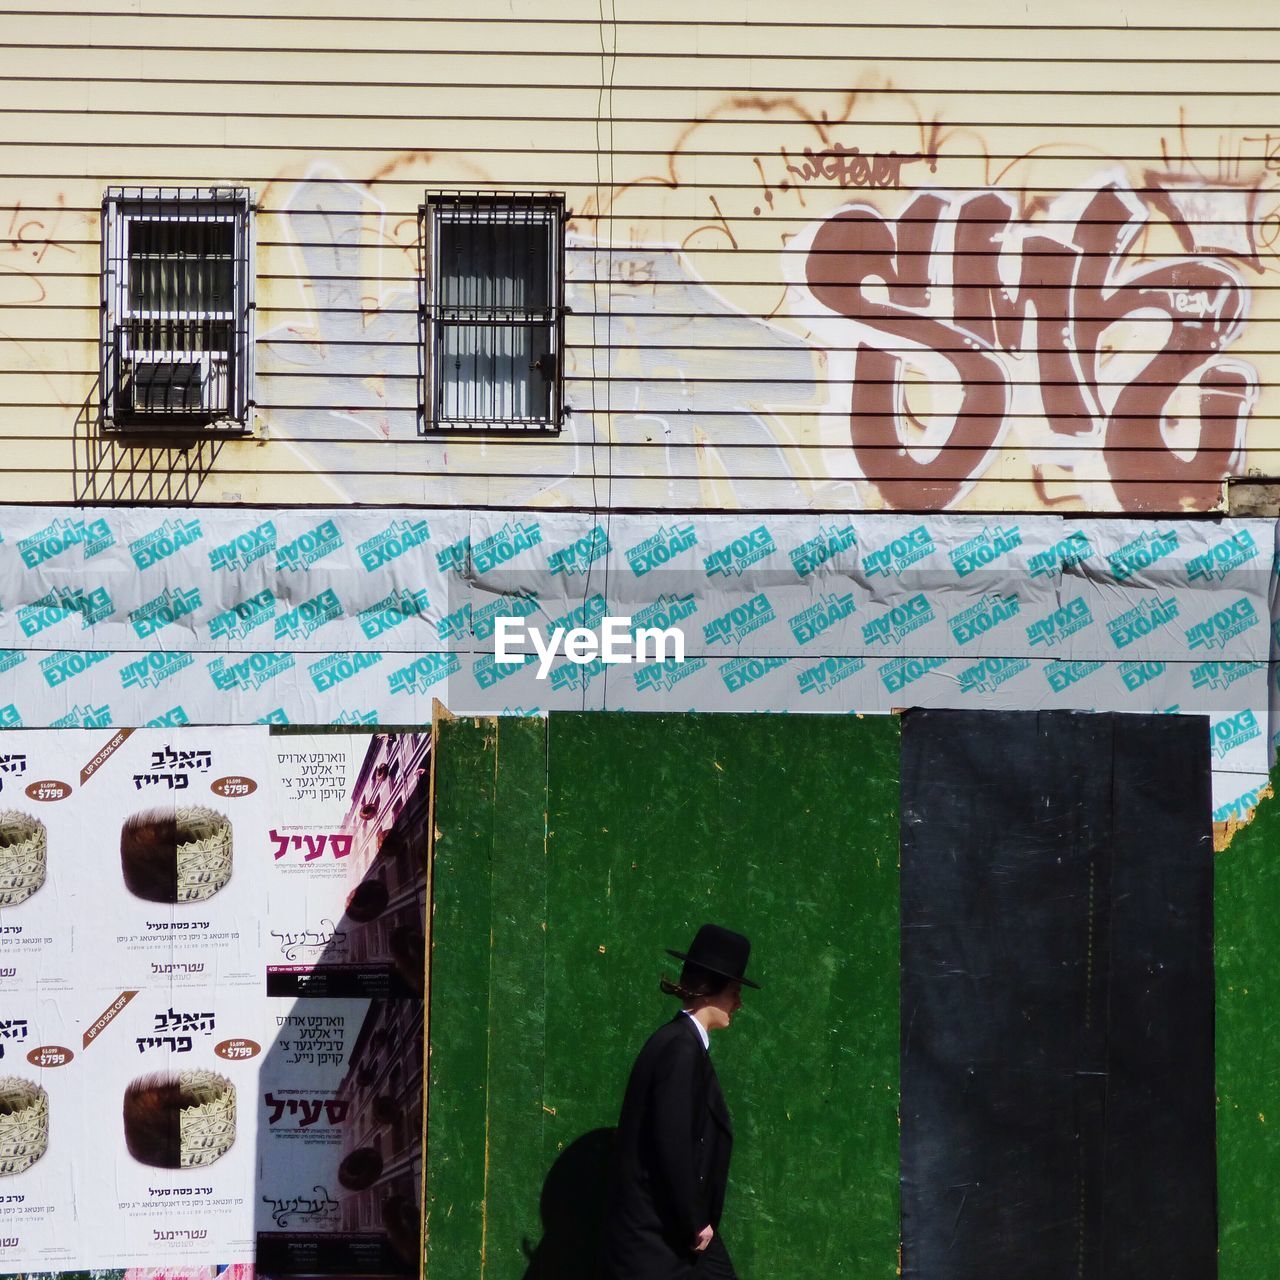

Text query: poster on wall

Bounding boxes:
[256,731,429,1277]
[0,726,429,1276]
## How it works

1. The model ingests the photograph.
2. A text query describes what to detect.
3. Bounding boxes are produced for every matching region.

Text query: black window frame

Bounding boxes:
[101,186,254,433]
[418,191,566,436]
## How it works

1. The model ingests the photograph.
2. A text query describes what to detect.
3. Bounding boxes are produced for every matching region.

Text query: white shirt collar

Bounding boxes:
[680,1009,710,1050]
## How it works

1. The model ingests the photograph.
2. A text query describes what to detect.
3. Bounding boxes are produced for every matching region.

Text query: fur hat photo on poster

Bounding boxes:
[120,806,233,903]
[123,1069,236,1168]
[0,810,47,907]
[0,1076,49,1176]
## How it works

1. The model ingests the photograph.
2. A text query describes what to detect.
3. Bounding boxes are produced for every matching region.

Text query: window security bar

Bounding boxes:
[419,192,565,434]
[101,187,253,432]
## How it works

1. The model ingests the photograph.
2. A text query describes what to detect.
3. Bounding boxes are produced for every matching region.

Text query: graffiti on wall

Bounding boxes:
[790,176,1259,509]
[8,82,1280,513]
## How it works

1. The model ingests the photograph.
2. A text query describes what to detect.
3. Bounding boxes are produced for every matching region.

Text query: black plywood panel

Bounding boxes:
[900,709,1214,1280]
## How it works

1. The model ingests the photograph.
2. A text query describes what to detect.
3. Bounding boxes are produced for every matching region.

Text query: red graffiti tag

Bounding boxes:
[801,179,1257,509]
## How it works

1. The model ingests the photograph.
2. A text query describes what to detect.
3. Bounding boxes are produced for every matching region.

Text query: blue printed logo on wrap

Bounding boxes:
[863,525,935,578]
[333,710,380,726]
[720,656,788,692]
[18,517,115,568]
[146,706,191,728]
[949,525,1021,578]
[861,594,934,646]
[1186,530,1259,583]
[277,519,343,572]
[0,704,20,729]
[626,524,698,577]
[1028,531,1096,579]
[441,592,539,644]
[798,655,864,695]
[130,588,202,639]
[121,652,195,690]
[703,526,775,579]
[949,593,1019,646]
[1190,660,1264,691]
[1118,660,1166,692]
[208,652,295,693]
[1044,659,1104,693]
[880,656,947,693]
[51,703,112,729]
[1107,529,1178,581]
[790,524,856,579]
[357,588,429,640]
[276,588,343,642]
[1211,709,1261,759]
[704,594,774,646]
[474,652,535,690]
[789,592,855,645]
[631,593,697,637]
[549,655,606,692]
[1185,598,1259,651]
[1214,785,1267,824]
[358,518,430,572]
[310,652,382,692]
[389,653,461,696]
[1107,597,1179,649]
[547,593,607,637]
[1026,597,1092,648]
[437,535,471,576]
[18,586,114,637]
[209,590,276,642]
[40,649,113,688]
[209,521,276,572]
[472,521,543,575]
[129,518,203,570]
[549,525,610,577]
[958,656,1030,694]
[635,656,706,693]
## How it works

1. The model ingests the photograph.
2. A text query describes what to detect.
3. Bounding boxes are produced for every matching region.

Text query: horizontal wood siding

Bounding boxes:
[1,0,1278,511]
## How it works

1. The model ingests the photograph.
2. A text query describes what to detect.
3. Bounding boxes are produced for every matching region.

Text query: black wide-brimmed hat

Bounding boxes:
[667,923,760,989]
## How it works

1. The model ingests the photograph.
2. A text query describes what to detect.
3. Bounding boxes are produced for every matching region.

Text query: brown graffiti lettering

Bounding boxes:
[783,143,927,191]
[801,178,1257,510]
[0,198,76,304]
[1242,133,1280,174]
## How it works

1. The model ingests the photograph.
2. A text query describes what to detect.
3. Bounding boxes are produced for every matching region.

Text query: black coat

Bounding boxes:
[604,1014,735,1279]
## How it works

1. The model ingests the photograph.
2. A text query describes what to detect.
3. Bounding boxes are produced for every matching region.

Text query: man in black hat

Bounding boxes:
[604,923,759,1279]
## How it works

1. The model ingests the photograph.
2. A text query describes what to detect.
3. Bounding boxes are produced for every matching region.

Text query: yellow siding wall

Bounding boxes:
[1,0,1278,511]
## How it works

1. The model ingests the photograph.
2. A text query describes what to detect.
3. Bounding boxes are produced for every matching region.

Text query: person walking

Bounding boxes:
[604,923,759,1279]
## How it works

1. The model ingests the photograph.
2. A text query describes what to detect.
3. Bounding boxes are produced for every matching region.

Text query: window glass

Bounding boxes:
[437,219,550,316]
[439,322,553,423]
[127,221,235,313]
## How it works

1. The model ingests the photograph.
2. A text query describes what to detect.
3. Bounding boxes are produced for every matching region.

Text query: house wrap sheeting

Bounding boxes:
[0,506,1272,819]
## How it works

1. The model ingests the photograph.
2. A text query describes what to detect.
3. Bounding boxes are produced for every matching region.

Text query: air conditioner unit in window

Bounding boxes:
[116,349,231,422]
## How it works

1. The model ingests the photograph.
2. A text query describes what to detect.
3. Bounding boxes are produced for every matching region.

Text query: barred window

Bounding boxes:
[101,187,253,430]
[420,193,565,433]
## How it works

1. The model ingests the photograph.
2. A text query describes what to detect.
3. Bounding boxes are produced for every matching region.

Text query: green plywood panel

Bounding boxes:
[483,717,553,1276]
[426,716,496,1277]
[428,710,901,1279]
[426,715,550,1280]
[1216,769,1280,1279]
[544,713,900,1277]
